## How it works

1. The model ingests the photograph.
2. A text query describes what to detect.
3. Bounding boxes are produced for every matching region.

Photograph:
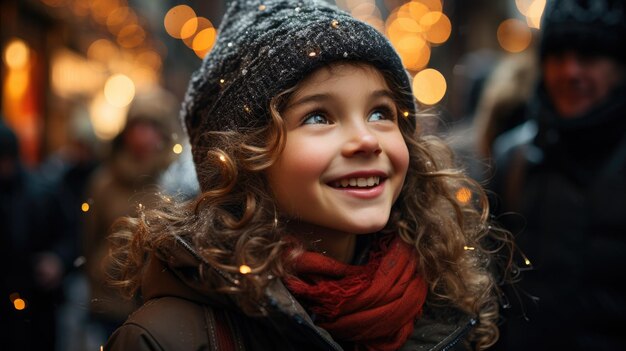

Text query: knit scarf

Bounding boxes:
[283,235,428,351]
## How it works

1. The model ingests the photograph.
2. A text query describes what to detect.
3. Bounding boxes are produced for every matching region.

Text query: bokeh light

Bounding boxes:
[526,0,546,29]
[106,7,137,35]
[104,74,135,107]
[183,17,213,49]
[423,12,451,44]
[412,68,447,105]
[117,24,146,48]
[89,93,128,140]
[5,69,29,100]
[455,187,473,204]
[497,19,532,53]
[3,38,30,69]
[385,0,447,72]
[13,298,26,310]
[164,5,197,39]
[515,0,534,16]
[87,39,119,62]
[239,265,252,274]
[9,293,27,311]
[180,17,199,40]
[81,202,90,212]
[173,143,183,154]
[192,27,217,59]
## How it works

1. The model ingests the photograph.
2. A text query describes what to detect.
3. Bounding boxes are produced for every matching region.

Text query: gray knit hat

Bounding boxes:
[181,0,416,190]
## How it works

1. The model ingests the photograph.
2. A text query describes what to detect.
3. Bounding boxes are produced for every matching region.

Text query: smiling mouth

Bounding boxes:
[330,176,382,188]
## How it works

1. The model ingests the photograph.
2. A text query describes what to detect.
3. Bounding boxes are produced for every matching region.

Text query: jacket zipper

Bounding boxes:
[267,297,343,351]
[292,313,344,351]
[438,317,477,351]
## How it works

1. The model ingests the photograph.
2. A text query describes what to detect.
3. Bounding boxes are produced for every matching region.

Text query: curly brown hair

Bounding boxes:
[109,62,512,350]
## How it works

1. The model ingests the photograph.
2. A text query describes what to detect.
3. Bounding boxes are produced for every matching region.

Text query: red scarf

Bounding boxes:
[283,235,428,351]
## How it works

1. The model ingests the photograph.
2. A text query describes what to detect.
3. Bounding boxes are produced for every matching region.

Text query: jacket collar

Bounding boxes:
[140,235,475,351]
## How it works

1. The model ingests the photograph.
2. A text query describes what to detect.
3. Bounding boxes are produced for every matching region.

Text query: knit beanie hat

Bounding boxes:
[181,0,416,191]
[540,0,626,62]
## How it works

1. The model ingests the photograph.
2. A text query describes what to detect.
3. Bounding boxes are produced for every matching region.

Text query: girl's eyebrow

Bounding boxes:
[286,89,395,110]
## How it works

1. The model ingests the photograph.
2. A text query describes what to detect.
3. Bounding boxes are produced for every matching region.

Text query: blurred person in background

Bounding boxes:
[36,113,102,351]
[83,86,180,347]
[0,118,64,350]
[490,0,626,349]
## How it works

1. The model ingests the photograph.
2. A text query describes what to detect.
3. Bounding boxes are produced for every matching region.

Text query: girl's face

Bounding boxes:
[266,63,409,239]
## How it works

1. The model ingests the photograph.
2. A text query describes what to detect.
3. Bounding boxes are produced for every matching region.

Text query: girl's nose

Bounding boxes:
[341,127,382,157]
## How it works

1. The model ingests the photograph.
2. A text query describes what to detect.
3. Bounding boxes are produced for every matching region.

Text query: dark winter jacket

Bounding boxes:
[490,84,626,350]
[106,238,476,351]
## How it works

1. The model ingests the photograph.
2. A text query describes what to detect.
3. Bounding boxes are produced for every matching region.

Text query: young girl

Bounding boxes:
[106,0,511,350]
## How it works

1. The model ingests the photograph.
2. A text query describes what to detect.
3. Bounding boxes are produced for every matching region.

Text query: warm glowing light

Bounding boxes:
[104,74,135,107]
[396,17,422,33]
[526,0,547,29]
[183,17,214,49]
[164,5,197,39]
[239,265,252,274]
[413,68,446,105]
[106,7,133,34]
[5,69,29,100]
[423,12,451,44]
[90,93,128,140]
[180,17,199,40]
[417,0,443,12]
[71,0,90,16]
[90,0,117,24]
[403,111,410,117]
[463,246,475,250]
[117,24,146,49]
[497,19,532,53]
[525,258,532,265]
[13,298,26,310]
[52,49,106,98]
[455,187,473,204]
[515,0,534,16]
[192,28,217,59]
[136,51,162,71]
[173,143,183,154]
[87,39,119,62]
[219,155,226,162]
[407,1,429,20]
[10,293,26,310]
[309,51,317,57]
[4,38,30,69]
[397,43,431,71]
[81,202,90,212]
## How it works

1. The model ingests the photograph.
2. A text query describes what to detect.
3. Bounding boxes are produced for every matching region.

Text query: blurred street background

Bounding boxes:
[1,0,548,350]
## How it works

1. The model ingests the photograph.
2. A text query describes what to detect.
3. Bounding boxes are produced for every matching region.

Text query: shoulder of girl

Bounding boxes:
[105,296,213,351]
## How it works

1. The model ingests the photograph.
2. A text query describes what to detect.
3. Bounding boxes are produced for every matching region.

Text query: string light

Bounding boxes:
[239,265,252,274]
[172,143,183,154]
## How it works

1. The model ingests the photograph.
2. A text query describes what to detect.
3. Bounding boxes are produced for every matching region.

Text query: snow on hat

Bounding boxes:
[180,0,416,190]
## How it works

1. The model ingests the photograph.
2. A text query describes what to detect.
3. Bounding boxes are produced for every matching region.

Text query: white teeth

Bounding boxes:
[333,176,381,188]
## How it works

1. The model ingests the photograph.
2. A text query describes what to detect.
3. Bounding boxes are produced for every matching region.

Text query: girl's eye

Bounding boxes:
[302,114,330,125]
[368,107,395,122]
